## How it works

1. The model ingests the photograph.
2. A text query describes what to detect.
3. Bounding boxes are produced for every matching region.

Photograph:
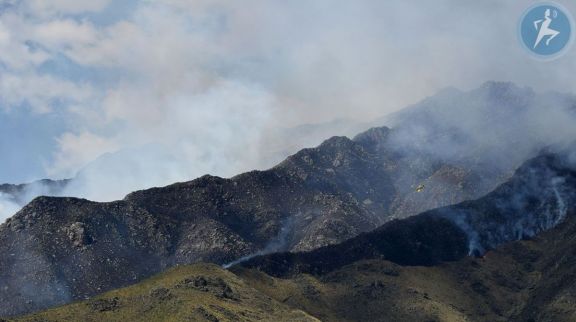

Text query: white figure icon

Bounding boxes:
[533,8,560,48]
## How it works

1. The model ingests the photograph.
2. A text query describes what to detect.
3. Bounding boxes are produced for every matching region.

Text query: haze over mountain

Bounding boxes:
[0,120,365,222]
[0,179,70,223]
[2,81,575,218]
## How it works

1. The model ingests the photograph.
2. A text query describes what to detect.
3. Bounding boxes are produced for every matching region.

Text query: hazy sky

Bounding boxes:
[1,0,576,186]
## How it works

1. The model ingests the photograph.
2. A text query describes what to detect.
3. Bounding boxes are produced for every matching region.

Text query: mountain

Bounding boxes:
[15,153,576,322]
[239,208,576,322]
[0,179,70,205]
[236,152,576,277]
[0,132,393,317]
[1,82,575,317]
[0,118,365,210]
[0,125,506,317]
[0,179,70,222]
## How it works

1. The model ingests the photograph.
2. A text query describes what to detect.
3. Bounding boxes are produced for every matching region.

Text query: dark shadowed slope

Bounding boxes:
[233,210,576,322]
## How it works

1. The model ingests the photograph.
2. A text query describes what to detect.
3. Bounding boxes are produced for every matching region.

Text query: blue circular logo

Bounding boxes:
[519,3,573,58]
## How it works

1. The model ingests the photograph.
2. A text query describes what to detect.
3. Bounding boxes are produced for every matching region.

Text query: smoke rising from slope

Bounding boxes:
[438,153,576,256]
[223,217,295,269]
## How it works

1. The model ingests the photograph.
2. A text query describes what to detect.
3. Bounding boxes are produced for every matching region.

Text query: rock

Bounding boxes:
[193,307,219,322]
[177,276,238,300]
[89,297,120,312]
[149,287,173,301]
[65,222,92,248]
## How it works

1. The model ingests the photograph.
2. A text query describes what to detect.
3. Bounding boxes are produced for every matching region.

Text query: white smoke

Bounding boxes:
[0,192,20,223]
[0,180,70,222]
[440,158,576,257]
[55,80,276,201]
[223,217,294,269]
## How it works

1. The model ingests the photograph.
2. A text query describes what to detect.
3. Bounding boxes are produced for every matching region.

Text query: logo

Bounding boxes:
[519,3,573,59]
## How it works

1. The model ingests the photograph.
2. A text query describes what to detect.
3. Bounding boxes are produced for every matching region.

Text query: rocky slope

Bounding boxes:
[237,153,576,277]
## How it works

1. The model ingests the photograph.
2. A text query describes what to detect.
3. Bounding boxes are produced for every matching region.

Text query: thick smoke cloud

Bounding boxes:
[384,84,576,171]
[1,0,576,219]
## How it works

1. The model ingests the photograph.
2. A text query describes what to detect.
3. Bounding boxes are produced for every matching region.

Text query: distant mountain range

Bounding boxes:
[0,179,70,206]
[2,81,576,318]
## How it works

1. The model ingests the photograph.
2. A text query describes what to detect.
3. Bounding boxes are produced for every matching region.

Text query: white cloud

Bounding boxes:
[26,0,113,16]
[0,72,95,113]
[0,15,50,70]
[0,11,97,114]
[32,19,98,49]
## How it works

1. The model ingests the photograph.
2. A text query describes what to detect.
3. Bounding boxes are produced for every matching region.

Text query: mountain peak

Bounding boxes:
[476,81,535,102]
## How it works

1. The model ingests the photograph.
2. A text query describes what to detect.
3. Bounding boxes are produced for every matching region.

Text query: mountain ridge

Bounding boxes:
[2,82,575,317]
[235,152,576,277]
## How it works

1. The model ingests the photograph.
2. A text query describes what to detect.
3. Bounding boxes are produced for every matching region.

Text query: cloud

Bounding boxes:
[0,72,95,113]
[48,131,119,178]
[25,0,113,16]
[32,19,98,48]
[53,80,275,200]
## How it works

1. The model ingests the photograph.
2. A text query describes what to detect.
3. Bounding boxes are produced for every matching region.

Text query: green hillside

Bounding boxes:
[11,264,317,322]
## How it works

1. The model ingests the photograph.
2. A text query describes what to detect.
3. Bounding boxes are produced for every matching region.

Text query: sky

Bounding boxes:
[1,0,576,195]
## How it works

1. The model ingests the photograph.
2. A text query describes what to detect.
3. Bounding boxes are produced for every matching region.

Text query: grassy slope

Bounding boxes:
[236,218,574,322]
[237,259,509,322]
[11,263,318,322]
[9,255,530,322]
